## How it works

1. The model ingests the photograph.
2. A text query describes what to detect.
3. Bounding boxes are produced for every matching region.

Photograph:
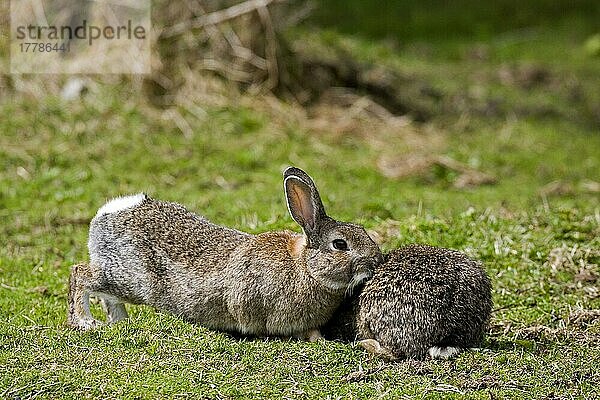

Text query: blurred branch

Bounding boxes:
[199,59,254,82]
[278,0,315,29]
[183,0,229,52]
[221,25,268,71]
[162,0,285,38]
[256,5,278,90]
[185,0,268,71]
[157,0,285,90]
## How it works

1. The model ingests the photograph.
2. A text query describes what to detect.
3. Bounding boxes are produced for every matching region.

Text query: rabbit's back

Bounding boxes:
[87,194,251,321]
[90,194,248,264]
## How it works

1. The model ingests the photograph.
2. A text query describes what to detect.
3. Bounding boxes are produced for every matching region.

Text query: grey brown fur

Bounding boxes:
[67,167,382,339]
[322,244,492,359]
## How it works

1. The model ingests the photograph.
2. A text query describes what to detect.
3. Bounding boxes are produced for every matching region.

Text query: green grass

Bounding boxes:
[2,15,600,400]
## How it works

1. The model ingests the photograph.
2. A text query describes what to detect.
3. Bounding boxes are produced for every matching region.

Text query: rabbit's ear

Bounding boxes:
[284,168,327,235]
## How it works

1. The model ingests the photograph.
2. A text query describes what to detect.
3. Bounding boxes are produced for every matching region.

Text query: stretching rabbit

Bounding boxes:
[322,244,492,359]
[67,167,383,340]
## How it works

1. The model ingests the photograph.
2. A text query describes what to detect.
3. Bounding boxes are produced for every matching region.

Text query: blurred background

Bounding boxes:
[1,2,599,397]
[0,0,598,235]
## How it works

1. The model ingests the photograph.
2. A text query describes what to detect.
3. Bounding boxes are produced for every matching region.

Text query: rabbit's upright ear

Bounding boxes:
[284,167,328,236]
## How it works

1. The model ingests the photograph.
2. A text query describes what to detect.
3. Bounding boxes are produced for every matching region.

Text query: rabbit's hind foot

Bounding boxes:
[358,339,397,360]
[67,262,102,330]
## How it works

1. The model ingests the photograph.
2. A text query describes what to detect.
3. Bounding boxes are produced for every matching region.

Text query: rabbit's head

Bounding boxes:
[284,167,383,293]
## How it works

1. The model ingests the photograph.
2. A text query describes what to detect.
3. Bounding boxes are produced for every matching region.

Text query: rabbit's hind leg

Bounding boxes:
[97,293,128,324]
[358,339,398,360]
[67,262,102,330]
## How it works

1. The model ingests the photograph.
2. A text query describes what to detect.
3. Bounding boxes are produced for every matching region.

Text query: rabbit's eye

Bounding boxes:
[332,239,349,251]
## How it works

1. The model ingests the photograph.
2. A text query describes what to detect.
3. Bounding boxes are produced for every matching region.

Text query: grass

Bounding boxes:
[1,8,600,400]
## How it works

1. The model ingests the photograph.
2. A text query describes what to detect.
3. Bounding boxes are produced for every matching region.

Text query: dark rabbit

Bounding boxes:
[67,167,383,339]
[322,244,492,359]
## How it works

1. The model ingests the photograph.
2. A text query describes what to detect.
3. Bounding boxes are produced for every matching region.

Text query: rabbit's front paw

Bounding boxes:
[306,329,323,342]
[294,329,323,342]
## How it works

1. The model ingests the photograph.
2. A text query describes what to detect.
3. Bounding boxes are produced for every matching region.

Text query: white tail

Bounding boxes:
[428,346,461,359]
[96,193,146,217]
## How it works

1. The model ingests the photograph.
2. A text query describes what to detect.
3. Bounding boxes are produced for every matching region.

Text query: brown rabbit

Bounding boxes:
[67,167,383,340]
